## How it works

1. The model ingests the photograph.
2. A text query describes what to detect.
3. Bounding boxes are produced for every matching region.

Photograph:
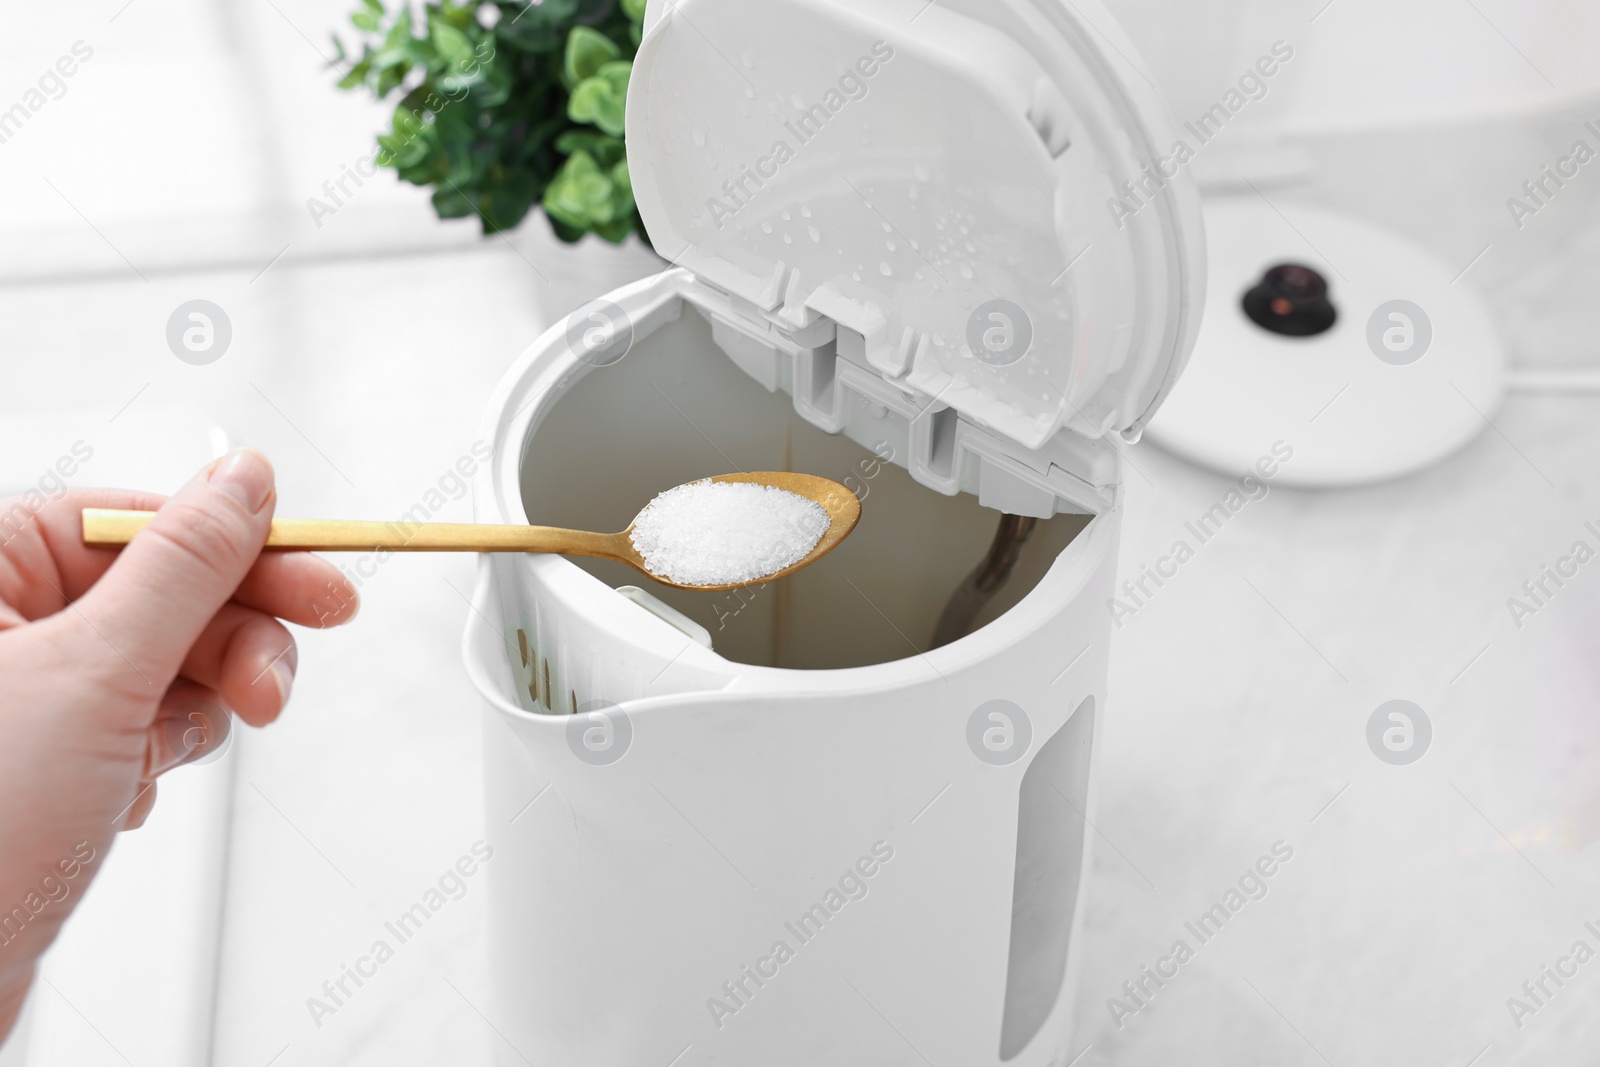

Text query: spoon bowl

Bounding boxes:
[626,471,862,591]
[82,471,862,592]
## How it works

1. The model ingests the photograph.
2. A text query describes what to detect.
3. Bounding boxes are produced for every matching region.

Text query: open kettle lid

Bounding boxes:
[626,0,1205,452]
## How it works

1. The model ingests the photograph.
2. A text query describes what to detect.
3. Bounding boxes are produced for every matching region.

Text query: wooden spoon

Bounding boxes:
[81,471,861,592]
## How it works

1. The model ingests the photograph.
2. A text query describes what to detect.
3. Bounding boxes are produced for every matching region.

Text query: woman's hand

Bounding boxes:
[0,449,358,1038]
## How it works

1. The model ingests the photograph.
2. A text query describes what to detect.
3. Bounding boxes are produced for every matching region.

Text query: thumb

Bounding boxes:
[76,449,277,692]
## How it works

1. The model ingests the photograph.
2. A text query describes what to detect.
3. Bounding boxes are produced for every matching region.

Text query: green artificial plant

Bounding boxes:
[335,0,649,243]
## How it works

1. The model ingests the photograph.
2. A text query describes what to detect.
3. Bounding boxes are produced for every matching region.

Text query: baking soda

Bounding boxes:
[630,480,830,586]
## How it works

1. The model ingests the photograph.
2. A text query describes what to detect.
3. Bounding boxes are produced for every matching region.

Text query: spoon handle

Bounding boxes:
[81,509,623,556]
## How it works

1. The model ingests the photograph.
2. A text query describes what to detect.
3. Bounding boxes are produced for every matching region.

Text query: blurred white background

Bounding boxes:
[1,0,1599,1064]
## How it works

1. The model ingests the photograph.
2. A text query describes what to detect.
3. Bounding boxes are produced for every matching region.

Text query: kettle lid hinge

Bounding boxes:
[684,287,1114,518]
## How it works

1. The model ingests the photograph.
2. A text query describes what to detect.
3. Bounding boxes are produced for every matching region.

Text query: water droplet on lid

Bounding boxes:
[782,210,792,221]
[886,240,897,251]
[852,271,862,281]
[801,206,811,218]
[960,264,973,279]
[761,222,772,234]
[808,225,821,243]
[784,234,793,244]
[881,221,892,233]
[692,129,706,147]
[879,262,892,276]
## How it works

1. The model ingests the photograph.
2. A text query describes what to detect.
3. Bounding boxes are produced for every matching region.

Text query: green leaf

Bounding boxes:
[508,0,583,25]
[376,109,432,169]
[435,2,478,30]
[621,0,647,22]
[547,215,587,243]
[609,158,633,210]
[351,0,382,32]
[567,60,629,135]
[591,215,635,243]
[383,6,413,49]
[393,132,442,180]
[431,97,477,144]
[543,149,618,230]
[437,70,486,98]
[563,25,619,83]
[336,56,372,90]
[375,63,405,96]
[495,0,581,51]
[471,59,512,107]
[387,104,429,142]
[430,17,475,66]
[370,44,410,69]
[432,186,477,218]
[479,171,539,233]
[554,129,625,167]
[377,134,430,170]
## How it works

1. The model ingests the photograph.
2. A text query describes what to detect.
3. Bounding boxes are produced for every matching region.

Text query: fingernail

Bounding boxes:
[150,716,202,777]
[209,448,274,513]
[270,658,295,711]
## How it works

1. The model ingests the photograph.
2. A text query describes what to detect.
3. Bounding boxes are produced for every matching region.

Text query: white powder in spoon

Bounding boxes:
[629,480,831,586]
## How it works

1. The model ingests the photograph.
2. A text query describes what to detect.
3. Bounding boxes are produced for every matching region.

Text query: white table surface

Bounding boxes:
[1081,404,1600,1065]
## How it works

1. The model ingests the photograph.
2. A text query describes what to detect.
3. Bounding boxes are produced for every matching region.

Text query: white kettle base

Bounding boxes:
[1146,197,1507,487]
